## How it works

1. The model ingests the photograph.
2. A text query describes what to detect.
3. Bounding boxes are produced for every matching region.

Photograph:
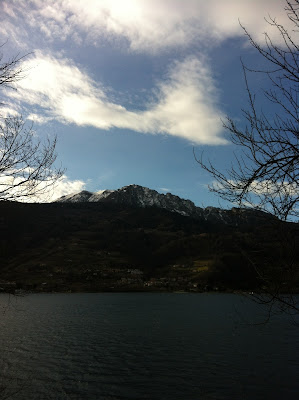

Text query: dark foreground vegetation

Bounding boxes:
[0,201,298,294]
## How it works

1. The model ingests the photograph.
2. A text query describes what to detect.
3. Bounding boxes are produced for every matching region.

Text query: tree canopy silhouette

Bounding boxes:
[196,0,299,315]
[197,0,299,222]
[0,46,64,202]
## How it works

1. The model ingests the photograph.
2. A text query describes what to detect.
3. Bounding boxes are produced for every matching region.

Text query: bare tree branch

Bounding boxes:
[0,45,64,201]
[196,0,299,314]
[0,116,64,202]
[197,0,299,222]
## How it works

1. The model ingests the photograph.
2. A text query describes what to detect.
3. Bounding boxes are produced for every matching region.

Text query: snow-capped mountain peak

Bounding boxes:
[55,184,274,226]
[56,184,197,214]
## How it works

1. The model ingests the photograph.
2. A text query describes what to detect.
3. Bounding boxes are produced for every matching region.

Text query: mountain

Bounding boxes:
[0,191,296,293]
[56,184,275,227]
[57,185,196,215]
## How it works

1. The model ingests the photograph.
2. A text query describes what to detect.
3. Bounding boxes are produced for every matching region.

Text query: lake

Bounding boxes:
[0,293,298,399]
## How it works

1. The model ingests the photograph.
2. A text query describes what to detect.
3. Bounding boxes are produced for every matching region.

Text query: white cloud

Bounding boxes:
[0,0,293,53]
[47,175,86,201]
[8,53,226,144]
[249,180,298,197]
[0,173,86,202]
[212,179,298,197]
[144,56,225,144]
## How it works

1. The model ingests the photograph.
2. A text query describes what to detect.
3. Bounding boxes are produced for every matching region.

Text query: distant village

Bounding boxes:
[0,264,222,294]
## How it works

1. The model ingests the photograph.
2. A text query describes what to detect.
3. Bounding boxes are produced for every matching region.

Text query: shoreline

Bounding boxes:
[0,288,261,296]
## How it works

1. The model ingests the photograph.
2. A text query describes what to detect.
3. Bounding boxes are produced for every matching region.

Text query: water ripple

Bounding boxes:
[0,293,298,400]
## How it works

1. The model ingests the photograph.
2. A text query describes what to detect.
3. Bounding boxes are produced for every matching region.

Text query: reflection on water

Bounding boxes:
[0,293,298,400]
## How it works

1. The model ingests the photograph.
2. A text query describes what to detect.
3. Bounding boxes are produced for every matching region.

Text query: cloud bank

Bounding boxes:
[8,53,225,144]
[1,1,292,145]
[0,0,292,52]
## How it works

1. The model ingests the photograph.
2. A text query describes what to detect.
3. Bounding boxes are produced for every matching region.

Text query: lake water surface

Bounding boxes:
[0,293,298,400]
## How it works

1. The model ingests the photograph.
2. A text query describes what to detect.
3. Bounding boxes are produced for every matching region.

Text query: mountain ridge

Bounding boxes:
[56,184,275,226]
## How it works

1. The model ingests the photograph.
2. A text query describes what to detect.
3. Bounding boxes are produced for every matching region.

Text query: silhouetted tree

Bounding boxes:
[0,46,64,201]
[0,116,63,201]
[197,0,299,222]
[196,0,299,315]
[0,46,27,91]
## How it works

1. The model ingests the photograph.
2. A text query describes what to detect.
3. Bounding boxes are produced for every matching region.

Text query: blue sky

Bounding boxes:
[0,0,291,206]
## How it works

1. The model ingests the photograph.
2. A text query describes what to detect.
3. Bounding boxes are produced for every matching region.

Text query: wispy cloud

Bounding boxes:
[0,0,291,53]
[27,113,52,124]
[159,187,171,193]
[0,105,20,118]
[7,53,226,144]
[0,1,291,146]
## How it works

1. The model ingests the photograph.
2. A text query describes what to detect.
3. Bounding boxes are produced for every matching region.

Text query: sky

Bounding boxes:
[0,0,292,206]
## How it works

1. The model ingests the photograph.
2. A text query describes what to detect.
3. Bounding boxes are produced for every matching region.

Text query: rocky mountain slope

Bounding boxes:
[1,200,295,293]
[56,184,275,227]
[0,194,297,293]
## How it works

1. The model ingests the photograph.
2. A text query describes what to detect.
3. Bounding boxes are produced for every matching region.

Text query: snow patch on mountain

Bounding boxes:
[57,190,93,203]
[89,190,114,202]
